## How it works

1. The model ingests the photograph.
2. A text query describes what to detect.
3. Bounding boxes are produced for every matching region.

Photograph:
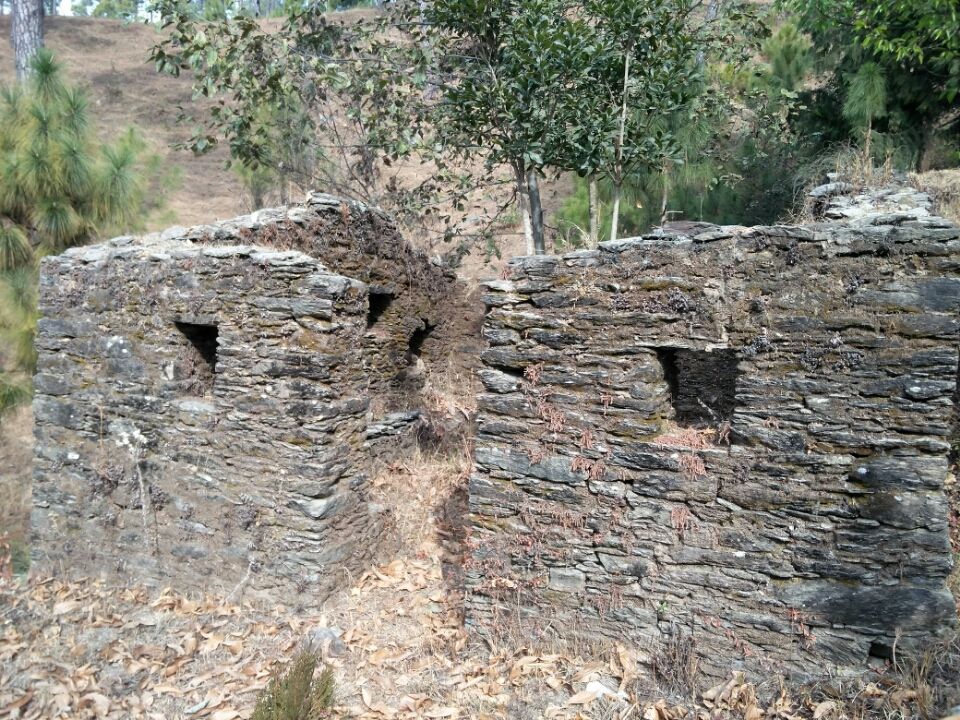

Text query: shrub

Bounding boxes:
[251,651,336,720]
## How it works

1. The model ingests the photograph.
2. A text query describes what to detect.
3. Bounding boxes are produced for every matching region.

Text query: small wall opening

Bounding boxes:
[656,348,738,426]
[868,641,893,661]
[367,291,394,328]
[407,321,435,361]
[174,321,218,394]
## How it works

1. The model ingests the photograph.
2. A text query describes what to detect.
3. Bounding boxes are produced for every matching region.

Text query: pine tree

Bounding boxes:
[763,22,812,95]
[0,50,151,413]
[842,62,888,170]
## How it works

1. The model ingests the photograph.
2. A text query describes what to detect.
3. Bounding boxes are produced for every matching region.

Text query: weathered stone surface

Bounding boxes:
[466,183,959,682]
[32,195,466,606]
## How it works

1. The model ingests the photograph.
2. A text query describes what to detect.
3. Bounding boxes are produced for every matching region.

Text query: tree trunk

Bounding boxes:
[418,0,441,98]
[610,183,621,243]
[696,0,722,65]
[864,116,872,179]
[11,0,43,82]
[706,0,721,22]
[514,166,534,255]
[588,177,599,247]
[527,169,545,255]
[916,124,930,173]
[611,49,630,244]
[659,161,671,225]
[521,205,534,255]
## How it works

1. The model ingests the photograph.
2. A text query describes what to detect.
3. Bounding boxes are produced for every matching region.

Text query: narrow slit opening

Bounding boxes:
[491,364,525,380]
[407,321,435,360]
[174,321,218,395]
[367,291,394,328]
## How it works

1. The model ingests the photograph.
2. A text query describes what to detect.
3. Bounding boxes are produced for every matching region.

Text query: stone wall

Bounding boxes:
[31,195,461,603]
[466,184,960,680]
[157,193,471,414]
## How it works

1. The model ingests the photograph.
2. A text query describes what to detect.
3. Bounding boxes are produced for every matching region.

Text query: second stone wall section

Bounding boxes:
[467,209,959,681]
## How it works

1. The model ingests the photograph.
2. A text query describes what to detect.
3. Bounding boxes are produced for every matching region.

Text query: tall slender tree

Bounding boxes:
[11,0,43,81]
[843,62,888,171]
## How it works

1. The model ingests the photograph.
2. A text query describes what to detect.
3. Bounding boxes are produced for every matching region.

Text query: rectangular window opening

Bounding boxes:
[656,347,738,427]
[174,321,218,395]
[367,291,394,328]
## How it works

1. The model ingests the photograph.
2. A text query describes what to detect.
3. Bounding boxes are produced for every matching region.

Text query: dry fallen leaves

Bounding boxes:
[0,518,939,720]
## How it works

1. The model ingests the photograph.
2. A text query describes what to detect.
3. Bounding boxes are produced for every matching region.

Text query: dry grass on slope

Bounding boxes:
[912,169,960,226]
[0,406,32,570]
[0,17,248,228]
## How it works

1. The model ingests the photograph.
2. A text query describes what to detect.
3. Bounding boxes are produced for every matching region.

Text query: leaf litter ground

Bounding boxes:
[1,454,956,719]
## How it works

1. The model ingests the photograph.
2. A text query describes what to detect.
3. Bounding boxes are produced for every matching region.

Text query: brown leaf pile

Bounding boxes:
[1,554,941,720]
[0,448,951,720]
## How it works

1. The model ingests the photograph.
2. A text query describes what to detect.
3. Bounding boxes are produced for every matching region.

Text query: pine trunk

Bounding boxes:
[11,0,43,81]
[864,117,873,179]
[659,162,671,226]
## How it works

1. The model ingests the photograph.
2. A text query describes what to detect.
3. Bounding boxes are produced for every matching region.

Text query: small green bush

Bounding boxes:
[251,651,336,720]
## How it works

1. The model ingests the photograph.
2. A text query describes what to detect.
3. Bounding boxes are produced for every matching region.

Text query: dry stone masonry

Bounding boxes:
[467,184,960,680]
[32,180,960,680]
[32,194,463,603]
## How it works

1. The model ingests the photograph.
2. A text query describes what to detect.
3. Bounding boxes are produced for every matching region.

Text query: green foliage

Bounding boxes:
[0,375,31,414]
[429,0,602,175]
[235,100,323,208]
[0,227,33,272]
[251,652,335,720]
[151,0,761,253]
[150,0,507,255]
[0,265,37,415]
[786,0,959,101]
[558,107,800,240]
[0,50,163,415]
[843,62,888,128]
[558,17,801,242]
[783,0,959,170]
[201,0,232,21]
[234,161,276,211]
[93,0,140,18]
[0,533,31,579]
[70,0,141,19]
[762,22,812,95]
[0,51,142,252]
[426,0,764,246]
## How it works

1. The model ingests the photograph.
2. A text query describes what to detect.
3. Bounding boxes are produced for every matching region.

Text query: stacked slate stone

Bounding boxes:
[31,195,458,603]
[178,193,468,413]
[467,184,960,680]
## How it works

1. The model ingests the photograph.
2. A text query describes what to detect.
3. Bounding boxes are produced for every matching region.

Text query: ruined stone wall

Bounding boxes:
[171,193,472,416]
[466,185,960,680]
[31,196,461,602]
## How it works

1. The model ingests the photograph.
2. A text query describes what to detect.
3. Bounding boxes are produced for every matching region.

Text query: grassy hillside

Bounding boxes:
[0,15,562,273]
[0,16,247,227]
